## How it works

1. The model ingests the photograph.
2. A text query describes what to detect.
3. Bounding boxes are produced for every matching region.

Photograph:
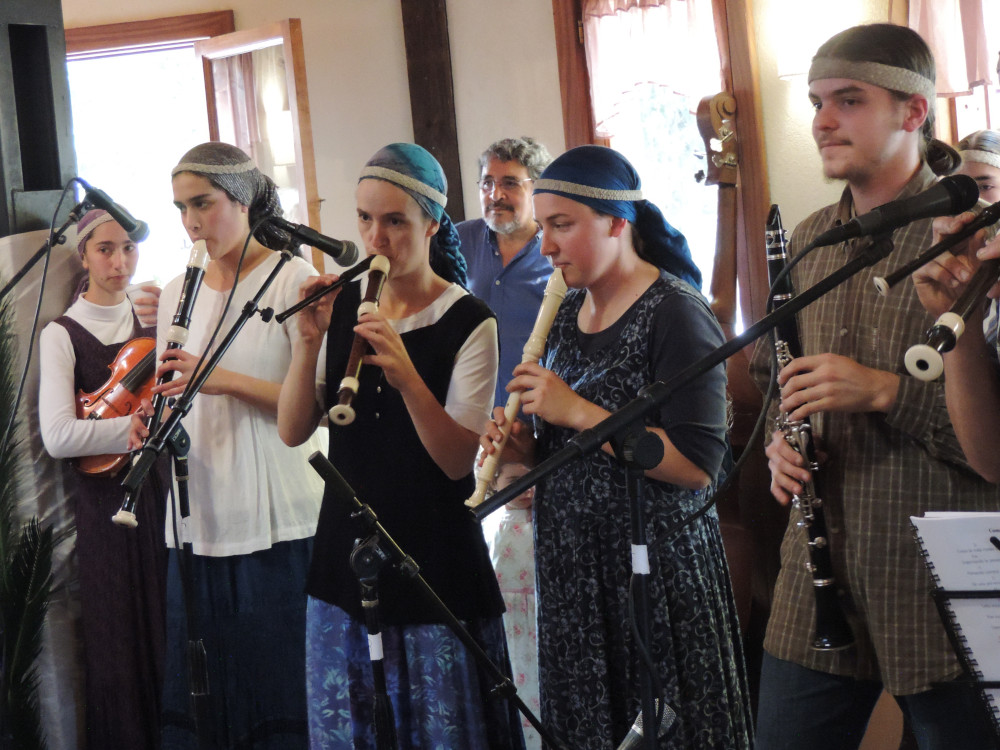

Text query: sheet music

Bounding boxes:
[912,512,1000,591]
[911,512,1000,726]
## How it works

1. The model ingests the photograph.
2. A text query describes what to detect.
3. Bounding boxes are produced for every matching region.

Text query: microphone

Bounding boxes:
[128,220,150,244]
[616,700,677,750]
[77,179,147,238]
[810,174,980,248]
[267,216,359,266]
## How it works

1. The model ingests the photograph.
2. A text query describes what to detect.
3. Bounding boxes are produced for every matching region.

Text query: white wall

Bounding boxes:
[60,0,565,254]
[447,0,566,213]
[753,0,892,230]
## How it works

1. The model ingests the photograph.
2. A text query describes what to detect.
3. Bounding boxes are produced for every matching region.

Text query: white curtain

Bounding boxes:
[911,0,998,96]
[582,0,722,138]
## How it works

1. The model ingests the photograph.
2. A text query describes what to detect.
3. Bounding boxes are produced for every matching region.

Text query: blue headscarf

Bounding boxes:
[359,143,467,287]
[533,145,701,289]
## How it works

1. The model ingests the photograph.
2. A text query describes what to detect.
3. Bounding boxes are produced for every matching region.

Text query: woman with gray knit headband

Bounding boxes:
[148,142,325,749]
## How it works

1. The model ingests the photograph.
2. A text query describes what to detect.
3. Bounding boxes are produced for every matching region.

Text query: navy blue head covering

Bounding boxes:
[533,145,701,288]
[358,143,467,287]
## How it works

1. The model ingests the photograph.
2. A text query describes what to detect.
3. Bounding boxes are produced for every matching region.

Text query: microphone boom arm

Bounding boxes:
[473,233,898,520]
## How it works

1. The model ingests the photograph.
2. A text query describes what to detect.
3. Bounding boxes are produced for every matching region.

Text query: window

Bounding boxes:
[67,49,210,285]
[551,0,772,328]
[65,12,235,286]
[607,84,720,292]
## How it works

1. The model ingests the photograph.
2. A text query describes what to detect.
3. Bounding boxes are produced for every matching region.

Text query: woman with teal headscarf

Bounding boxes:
[481,145,752,749]
[278,143,524,748]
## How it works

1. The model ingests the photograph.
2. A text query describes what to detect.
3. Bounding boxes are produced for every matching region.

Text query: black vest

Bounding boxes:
[306,283,504,624]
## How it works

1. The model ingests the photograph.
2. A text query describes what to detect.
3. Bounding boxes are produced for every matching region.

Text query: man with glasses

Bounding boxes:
[457,136,553,407]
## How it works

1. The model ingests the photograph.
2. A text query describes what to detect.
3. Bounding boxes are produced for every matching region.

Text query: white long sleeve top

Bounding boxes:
[38,296,139,459]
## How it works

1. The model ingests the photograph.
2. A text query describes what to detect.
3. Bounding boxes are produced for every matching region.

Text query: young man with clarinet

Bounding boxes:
[751,23,1000,750]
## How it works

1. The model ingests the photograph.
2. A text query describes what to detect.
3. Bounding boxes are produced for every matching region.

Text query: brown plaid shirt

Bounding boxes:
[751,164,1000,694]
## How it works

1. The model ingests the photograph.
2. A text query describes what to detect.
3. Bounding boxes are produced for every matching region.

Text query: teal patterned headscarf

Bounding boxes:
[359,143,467,286]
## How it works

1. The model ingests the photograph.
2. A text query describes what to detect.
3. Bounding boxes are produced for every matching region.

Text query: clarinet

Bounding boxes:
[766,204,854,651]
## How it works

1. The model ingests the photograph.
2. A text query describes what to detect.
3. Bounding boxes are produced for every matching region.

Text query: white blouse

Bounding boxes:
[159,252,326,556]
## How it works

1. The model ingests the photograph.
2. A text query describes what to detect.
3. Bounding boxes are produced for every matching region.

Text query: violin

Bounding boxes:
[75,336,156,477]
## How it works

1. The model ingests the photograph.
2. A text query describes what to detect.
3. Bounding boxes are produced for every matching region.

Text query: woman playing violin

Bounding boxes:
[38,207,168,750]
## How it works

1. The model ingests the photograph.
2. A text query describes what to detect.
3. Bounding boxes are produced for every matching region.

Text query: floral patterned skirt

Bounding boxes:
[486,507,541,750]
[305,597,525,750]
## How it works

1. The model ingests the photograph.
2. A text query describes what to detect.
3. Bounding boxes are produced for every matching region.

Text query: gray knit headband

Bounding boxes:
[808,58,936,103]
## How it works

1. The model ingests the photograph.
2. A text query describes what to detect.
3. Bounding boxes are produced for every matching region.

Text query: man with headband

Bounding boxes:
[752,24,1000,749]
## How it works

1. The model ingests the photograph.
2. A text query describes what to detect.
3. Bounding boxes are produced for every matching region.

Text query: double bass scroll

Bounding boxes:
[466,268,567,508]
[328,255,391,426]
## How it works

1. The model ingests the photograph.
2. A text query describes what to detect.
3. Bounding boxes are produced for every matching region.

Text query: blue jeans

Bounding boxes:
[755,652,998,750]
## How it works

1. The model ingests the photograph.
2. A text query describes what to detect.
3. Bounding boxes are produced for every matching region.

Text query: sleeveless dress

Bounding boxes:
[305,281,524,750]
[55,314,168,750]
[533,275,753,749]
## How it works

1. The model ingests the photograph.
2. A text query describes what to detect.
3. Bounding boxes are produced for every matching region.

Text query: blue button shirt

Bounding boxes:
[456,218,553,408]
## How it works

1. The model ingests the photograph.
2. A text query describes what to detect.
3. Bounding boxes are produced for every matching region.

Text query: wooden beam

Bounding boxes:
[399,0,465,222]
[551,0,598,148]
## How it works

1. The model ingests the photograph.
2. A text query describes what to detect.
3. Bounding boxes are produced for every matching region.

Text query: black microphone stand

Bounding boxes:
[350,539,400,750]
[472,233,896,746]
[307,452,568,750]
[120,247,296,748]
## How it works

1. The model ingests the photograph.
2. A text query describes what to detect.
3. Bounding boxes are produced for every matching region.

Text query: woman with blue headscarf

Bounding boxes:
[482,146,752,749]
[278,143,523,749]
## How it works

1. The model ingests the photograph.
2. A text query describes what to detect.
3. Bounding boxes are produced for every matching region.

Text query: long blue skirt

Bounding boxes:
[161,539,312,749]
[306,597,526,750]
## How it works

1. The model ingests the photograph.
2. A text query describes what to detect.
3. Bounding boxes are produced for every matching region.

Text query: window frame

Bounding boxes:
[549,0,770,328]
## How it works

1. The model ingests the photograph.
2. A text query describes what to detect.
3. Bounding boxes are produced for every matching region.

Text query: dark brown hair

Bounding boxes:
[814,24,959,175]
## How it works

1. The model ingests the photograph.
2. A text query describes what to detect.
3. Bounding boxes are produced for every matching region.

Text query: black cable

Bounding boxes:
[0,179,77,463]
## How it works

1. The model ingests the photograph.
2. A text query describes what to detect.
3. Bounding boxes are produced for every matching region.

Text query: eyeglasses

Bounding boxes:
[478,176,533,193]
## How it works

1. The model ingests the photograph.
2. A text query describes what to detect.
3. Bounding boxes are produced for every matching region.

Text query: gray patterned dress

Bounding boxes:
[533,272,752,749]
